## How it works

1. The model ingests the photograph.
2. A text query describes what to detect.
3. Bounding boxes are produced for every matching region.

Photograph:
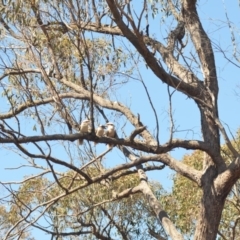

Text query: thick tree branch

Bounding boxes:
[0,132,209,157]
[58,77,156,144]
[43,19,205,99]
[128,126,146,142]
[143,37,202,88]
[182,0,218,97]
[105,0,201,100]
[215,156,240,197]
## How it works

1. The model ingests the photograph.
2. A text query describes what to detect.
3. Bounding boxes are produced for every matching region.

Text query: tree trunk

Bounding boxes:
[194,180,225,240]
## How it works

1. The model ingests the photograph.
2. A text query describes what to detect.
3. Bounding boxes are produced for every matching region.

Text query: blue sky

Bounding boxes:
[1,0,240,189]
[0,1,240,187]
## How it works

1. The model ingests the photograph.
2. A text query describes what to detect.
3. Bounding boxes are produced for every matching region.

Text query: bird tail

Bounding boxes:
[107,144,113,149]
[78,139,83,145]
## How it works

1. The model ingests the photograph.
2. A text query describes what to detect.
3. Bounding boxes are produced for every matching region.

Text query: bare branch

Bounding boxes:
[0,131,210,156]
[128,126,147,142]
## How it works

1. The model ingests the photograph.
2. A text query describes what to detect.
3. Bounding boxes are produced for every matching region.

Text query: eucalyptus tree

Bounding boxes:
[163,139,240,239]
[0,0,239,240]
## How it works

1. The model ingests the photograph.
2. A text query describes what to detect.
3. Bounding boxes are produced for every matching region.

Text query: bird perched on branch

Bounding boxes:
[78,119,90,145]
[105,122,116,148]
[94,125,106,145]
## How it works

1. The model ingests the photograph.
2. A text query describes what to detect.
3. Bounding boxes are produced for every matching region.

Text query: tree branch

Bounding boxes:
[182,0,218,96]
[128,126,146,142]
[0,131,210,157]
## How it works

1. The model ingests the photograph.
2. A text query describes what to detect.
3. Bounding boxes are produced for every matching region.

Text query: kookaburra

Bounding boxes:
[105,122,116,148]
[78,119,90,145]
[94,125,106,145]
